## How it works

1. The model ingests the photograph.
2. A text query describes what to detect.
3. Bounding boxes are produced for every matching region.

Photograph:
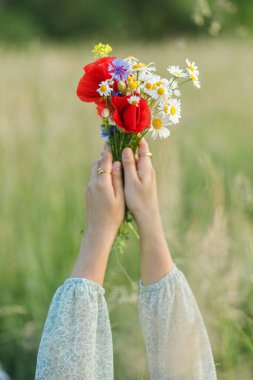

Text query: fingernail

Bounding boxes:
[113,161,121,171]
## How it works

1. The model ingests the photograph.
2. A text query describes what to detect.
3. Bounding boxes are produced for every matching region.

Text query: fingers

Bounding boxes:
[136,138,154,181]
[122,147,139,184]
[90,158,100,180]
[101,142,113,171]
[89,143,113,184]
[112,161,124,198]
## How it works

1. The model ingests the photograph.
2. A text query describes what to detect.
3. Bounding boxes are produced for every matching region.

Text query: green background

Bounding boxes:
[0,1,253,379]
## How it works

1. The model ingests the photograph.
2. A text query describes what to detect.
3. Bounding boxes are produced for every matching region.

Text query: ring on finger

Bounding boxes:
[139,152,152,157]
[97,167,112,175]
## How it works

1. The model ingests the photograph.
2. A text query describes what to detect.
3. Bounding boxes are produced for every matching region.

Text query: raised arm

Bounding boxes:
[35,143,125,380]
[121,139,217,379]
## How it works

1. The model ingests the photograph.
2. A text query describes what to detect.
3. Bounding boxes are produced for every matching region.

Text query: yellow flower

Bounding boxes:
[92,43,112,59]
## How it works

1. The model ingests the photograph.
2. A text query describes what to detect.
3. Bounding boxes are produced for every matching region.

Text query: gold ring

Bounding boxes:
[139,152,152,157]
[97,167,112,175]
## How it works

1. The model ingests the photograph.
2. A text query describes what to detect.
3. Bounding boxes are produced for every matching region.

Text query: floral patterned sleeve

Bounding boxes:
[35,278,114,380]
[138,264,217,380]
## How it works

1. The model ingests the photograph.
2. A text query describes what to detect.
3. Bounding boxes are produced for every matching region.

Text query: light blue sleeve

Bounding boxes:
[35,277,114,380]
[138,264,217,380]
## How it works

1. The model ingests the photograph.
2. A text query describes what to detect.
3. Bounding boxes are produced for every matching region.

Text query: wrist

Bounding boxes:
[84,225,117,256]
[135,208,163,239]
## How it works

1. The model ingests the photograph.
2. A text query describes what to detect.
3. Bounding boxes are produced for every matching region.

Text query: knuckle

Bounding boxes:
[123,159,135,168]
[113,171,122,180]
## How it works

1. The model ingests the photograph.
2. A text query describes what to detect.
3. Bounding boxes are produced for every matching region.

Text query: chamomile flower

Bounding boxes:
[131,62,156,77]
[189,73,201,89]
[158,101,171,118]
[168,99,181,124]
[152,84,169,100]
[124,56,139,66]
[108,116,116,126]
[168,78,181,97]
[97,80,113,96]
[167,65,188,78]
[186,59,199,77]
[142,75,160,96]
[149,117,171,140]
[128,95,140,106]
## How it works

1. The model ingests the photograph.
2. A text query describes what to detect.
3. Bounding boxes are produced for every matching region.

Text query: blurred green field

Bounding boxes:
[0,39,253,379]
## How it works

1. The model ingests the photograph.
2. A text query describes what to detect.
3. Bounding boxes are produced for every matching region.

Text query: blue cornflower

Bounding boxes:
[101,124,114,138]
[101,124,108,138]
[108,59,130,81]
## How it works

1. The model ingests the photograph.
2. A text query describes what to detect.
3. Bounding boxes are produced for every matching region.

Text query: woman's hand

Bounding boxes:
[122,138,173,285]
[71,143,125,285]
[86,142,125,238]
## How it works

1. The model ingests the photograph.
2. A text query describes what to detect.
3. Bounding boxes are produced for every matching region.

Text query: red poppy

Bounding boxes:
[77,57,116,104]
[111,96,151,133]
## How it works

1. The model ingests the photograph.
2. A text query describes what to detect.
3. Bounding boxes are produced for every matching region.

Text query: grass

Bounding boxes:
[0,38,253,379]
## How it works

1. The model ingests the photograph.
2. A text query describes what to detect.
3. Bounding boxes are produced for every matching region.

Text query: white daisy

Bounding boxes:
[97,80,113,96]
[189,73,201,89]
[158,101,171,118]
[167,65,188,78]
[152,84,169,100]
[168,99,181,124]
[141,75,160,96]
[124,56,139,66]
[149,117,171,140]
[108,116,116,126]
[168,78,181,97]
[131,62,156,75]
[128,95,140,106]
[186,59,200,77]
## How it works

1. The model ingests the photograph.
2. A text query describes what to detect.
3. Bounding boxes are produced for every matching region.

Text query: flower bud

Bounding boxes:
[118,81,127,94]
[101,108,110,118]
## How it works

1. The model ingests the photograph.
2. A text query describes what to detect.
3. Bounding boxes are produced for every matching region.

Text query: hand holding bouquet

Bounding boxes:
[76,43,201,246]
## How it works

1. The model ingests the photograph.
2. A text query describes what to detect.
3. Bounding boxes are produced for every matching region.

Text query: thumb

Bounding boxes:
[122,147,139,184]
[112,161,124,198]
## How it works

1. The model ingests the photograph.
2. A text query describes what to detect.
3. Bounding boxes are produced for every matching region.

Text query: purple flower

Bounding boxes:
[108,59,130,81]
[101,124,114,138]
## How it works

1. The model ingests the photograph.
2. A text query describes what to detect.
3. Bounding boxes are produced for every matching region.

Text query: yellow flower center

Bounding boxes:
[100,84,107,92]
[127,75,134,82]
[163,105,169,113]
[131,100,138,105]
[170,106,176,115]
[132,63,146,69]
[190,74,197,81]
[152,118,163,130]
[145,82,152,90]
[157,87,165,95]
[129,81,138,90]
[189,65,194,71]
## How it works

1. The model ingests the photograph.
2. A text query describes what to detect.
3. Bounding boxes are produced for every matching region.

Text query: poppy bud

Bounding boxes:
[118,81,127,94]
[101,108,110,118]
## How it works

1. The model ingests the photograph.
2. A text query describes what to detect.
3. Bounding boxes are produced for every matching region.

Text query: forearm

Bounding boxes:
[36,277,114,379]
[138,265,217,380]
[136,210,173,285]
[70,226,116,286]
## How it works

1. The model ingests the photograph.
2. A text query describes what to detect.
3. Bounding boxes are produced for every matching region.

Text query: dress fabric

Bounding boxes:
[35,264,217,380]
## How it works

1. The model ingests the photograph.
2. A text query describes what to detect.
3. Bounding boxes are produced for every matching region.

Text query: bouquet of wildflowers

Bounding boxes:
[76,43,201,244]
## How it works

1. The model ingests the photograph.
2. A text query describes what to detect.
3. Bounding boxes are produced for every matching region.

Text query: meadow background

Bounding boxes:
[1,1,253,379]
